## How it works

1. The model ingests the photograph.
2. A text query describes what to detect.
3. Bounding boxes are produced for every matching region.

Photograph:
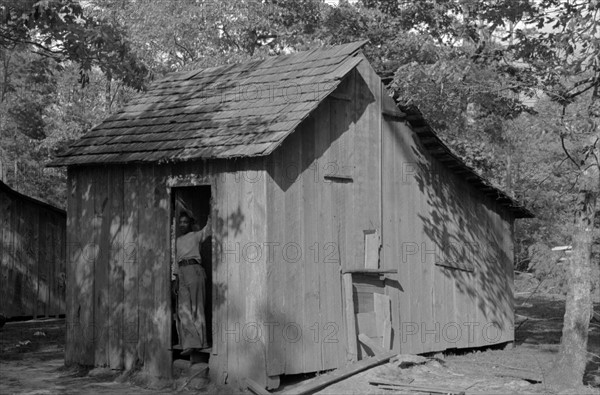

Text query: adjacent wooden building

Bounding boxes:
[0,180,66,319]
[50,41,533,389]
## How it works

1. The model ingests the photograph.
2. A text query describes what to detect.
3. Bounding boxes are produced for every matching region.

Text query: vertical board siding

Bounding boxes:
[381,110,404,353]
[210,161,229,384]
[0,183,67,320]
[326,89,349,367]
[380,111,516,354]
[265,150,287,377]
[351,64,381,271]
[282,125,306,375]
[301,113,323,373]
[123,167,139,370]
[0,189,9,315]
[264,66,379,376]
[66,165,172,374]
[136,164,153,368]
[65,171,77,364]
[36,210,45,316]
[243,160,269,385]
[80,168,96,364]
[154,165,172,377]
[0,183,66,318]
[57,216,67,315]
[108,167,125,369]
[225,160,242,380]
[94,167,109,367]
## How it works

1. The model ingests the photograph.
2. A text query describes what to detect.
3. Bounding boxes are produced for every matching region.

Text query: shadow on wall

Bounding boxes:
[266,70,374,191]
[410,138,513,333]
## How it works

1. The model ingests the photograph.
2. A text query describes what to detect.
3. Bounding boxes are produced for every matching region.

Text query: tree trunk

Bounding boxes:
[546,187,597,389]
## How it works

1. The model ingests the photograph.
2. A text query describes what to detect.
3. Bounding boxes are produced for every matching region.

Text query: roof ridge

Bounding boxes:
[156,40,369,84]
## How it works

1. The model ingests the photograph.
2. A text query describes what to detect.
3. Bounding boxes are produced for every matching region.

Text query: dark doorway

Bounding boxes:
[170,185,212,359]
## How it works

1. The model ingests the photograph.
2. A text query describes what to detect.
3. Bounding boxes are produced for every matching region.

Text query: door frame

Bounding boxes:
[166,175,215,357]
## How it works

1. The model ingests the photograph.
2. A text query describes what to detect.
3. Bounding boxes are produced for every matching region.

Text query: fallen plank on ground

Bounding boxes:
[282,351,397,395]
[376,382,466,394]
[358,333,386,356]
[368,377,415,387]
[492,371,542,383]
[245,378,271,395]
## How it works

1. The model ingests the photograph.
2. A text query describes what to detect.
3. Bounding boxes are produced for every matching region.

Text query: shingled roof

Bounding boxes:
[50,41,368,166]
[49,40,531,217]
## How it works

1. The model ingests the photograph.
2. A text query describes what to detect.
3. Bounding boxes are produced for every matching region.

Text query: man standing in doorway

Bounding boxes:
[175,210,211,356]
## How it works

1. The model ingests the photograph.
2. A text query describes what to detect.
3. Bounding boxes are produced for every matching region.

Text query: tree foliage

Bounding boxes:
[1,0,149,89]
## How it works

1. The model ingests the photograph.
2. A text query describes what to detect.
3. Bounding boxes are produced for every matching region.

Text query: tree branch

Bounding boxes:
[173,36,195,63]
[560,133,581,170]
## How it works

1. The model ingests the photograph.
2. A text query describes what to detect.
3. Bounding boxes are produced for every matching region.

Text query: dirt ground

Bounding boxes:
[315,293,600,395]
[1,293,599,394]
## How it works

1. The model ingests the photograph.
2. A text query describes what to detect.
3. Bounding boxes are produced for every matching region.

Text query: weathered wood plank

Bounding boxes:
[45,212,55,317]
[380,115,403,353]
[55,214,65,316]
[419,159,437,354]
[94,167,110,367]
[374,293,391,344]
[0,192,5,315]
[504,211,516,344]
[65,171,77,363]
[245,377,271,395]
[0,192,9,316]
[327,74,354,367]
[283,351,397,395]
[9,196,20,318]
[353,61,381,272]
[44,211,53,317]
[153,165,172,378]
[265,150,286,378]
[341,71,357,272]
[36,209,46,317]
[137,164,155,372]
[319,94,347,369]
[371,382,466,395]
[25,203,39,317]
[244,160,269,386]
[382,319,392,350]
[79,168,97,365]
[406,121,425,355]
[226,159,242,382]
[108,167,124,369]
[123,166,139,370]
[286,133,306,374]
[301,114,323,373]
[364,230,380,270]
[45,215,55,317]
[358,333,386,356]
[342,273,358,362]
[3,193,17,317]
[209,161,229,385]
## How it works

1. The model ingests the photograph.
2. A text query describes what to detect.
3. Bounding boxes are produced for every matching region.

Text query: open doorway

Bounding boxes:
[170,185,212,362]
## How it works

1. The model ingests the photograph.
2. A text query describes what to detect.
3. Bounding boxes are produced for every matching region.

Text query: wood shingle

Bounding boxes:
[50,42,367,166]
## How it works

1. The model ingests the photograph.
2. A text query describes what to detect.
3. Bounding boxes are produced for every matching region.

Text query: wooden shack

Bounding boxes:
[49,41,533,389]
[0,180,66,319]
